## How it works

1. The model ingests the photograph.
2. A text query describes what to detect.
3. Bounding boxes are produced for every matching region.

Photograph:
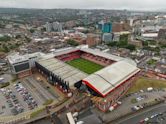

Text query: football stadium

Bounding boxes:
[35,48,140,112]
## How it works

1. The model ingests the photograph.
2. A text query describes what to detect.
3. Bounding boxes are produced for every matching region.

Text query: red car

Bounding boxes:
[139,119,144,124]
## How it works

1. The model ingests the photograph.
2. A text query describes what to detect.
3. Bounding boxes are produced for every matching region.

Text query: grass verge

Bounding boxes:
[43,99,54,106]
[30,107,45,118]
[127,77,166,94]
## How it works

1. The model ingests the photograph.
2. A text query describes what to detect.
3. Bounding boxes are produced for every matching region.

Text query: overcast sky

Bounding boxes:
[0,0,166,10]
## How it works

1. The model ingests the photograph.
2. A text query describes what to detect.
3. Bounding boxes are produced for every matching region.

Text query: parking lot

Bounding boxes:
[0,82,39,116]
[22,77,56,103]
[0,76,61,116]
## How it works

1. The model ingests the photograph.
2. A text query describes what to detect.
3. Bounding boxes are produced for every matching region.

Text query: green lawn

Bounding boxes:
[66,58,103,74]
[127,77,166,94]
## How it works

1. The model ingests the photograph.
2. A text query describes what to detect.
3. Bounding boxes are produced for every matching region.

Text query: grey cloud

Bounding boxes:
[0,0,166,10]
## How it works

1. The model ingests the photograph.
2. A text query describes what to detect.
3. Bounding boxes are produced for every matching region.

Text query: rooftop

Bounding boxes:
[83,60,140,97]
[78,114,102,124]
[53,48,79,57]
[7,52,45,64]
[37,57,88,87]
[81,48,129,62]
[142,33,158,38]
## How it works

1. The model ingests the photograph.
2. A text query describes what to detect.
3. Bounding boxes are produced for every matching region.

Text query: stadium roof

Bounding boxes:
[37,58,88,87]
[81,48,137,66]
[83,61,140,97]
[52,47,123,62]
[53,47,79,57]
[52,47,137,66]
[80,48,126,62]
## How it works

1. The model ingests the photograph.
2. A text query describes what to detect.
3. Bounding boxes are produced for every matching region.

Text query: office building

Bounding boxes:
[102,33,113,43]
[7,52,44,78]
[158,28,166,40]
[53,22,63,32]
[98,21,112,33]
[45,22,52,32]
[45,22,63,32]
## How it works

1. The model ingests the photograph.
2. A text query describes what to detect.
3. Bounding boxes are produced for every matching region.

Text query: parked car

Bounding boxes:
[139,119,144,124]
[7,100,12,103]
[28,105,34,110]
[150,114,155,119]
[13,99,19,104]
[144,117,149,122]
[11,108,18,115]
[8,103,13,108]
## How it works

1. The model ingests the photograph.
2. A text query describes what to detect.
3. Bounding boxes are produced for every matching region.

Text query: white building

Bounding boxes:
[45,22,63,32]
[102,33,113,43]
[7,52,45,78]
[112,31,130,42]
[53,22,63,32]
[141,33,158,41]
[45,22,52,32]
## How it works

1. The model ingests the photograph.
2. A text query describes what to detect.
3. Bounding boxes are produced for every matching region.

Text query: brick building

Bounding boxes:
[86,33,101,47]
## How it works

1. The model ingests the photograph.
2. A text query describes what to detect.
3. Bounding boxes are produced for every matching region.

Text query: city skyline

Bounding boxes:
[0,0,166,11]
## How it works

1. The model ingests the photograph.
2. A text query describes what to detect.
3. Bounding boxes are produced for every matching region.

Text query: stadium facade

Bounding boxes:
[7,52,44,78]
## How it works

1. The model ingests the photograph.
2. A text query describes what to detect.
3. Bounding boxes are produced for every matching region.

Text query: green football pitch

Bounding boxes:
[66,58,104,74]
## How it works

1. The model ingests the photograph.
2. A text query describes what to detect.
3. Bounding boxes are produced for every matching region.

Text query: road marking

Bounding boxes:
[116,104,166,124]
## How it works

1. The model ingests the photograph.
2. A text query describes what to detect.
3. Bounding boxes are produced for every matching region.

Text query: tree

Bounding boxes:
[125,44,136,51]
[117,34,129,47]
[117,40,128,47]
[160,44,166,48]
[148,40,156,45]
[41,27,46,32]
[142,41,148,46]
[15,35,21,39]
[143,46,160,53]
[120,34,129,42]
[82,30,89,34]
[2,44,9,53]
[29,28,35,33]
[0,24,5,28]
[25,36,31,43]
[67,39,79,46]
[107,42,117,47]
[0,35,11,42]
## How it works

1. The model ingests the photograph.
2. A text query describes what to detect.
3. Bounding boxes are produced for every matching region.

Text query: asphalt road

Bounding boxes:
[112,103,166,124]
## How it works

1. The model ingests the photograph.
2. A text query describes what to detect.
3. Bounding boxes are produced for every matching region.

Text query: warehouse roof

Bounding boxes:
[83,61,140,97]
